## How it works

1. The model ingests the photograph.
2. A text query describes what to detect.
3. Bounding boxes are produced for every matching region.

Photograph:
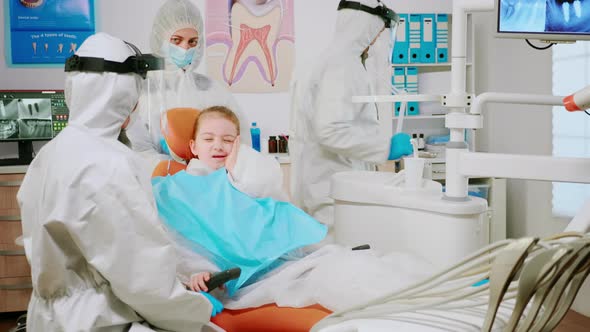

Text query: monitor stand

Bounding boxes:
[0,141,35,166]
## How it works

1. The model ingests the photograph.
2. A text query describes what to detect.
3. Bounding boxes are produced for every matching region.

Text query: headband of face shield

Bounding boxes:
[64,41,164,79]
[337,0,399,28]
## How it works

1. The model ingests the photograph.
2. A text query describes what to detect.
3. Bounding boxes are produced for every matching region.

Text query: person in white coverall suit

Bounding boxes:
[290,0,413,235]
[17,33,217,332]
[127,0,250,170]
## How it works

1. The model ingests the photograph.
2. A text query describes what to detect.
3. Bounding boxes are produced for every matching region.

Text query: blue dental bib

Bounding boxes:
[152,168,327,295]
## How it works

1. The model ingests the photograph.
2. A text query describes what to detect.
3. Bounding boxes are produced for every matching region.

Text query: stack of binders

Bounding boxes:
[391,13,450,116]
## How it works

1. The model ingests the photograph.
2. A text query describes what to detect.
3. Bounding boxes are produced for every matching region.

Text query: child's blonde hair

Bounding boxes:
[193,106,240,138]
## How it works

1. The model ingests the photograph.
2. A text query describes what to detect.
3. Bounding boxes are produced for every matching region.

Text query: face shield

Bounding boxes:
[65,41,164,79]
[337,0,399,93]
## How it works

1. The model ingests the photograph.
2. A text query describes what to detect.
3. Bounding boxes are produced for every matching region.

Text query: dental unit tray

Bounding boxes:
[205,267,242,292]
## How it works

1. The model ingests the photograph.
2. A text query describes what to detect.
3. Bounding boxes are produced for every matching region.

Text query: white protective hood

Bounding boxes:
[127,0,250,169]
[17,33,212,332]
[289,0,392,227]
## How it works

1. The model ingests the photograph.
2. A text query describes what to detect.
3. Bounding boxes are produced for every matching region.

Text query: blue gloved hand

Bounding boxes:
[388,133,413,160]
[200,291,224,317]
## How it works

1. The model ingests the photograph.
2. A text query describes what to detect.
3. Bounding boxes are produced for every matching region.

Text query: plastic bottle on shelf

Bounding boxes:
[418,133,425,150]
[250,122,261,152]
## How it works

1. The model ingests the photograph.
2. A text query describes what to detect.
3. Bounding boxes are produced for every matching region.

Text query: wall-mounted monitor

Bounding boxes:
[0,90,69,165]
[496,0,590,42]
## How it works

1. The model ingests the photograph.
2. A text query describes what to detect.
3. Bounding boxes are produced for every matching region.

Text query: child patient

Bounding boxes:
[185,105,291,291]
[152,106,327,299]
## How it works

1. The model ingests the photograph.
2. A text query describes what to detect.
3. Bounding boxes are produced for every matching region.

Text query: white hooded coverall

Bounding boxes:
[127,0,250,169]
[290,0,392,228]
[17,33,212,332]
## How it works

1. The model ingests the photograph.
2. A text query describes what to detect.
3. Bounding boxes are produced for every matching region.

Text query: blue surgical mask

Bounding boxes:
[167,43,196,69]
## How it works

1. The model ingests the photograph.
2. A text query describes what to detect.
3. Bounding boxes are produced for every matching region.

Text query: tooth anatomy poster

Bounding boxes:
[206,0,295,93]
[6,0,95,66]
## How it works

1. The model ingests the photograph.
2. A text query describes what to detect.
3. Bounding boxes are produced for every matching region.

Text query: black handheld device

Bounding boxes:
[351,244,371,251]
[205,267,242,292]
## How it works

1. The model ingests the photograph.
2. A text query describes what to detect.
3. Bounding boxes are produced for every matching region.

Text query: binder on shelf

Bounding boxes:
[436,14,449,63]
[409,14,422,63]
[420,14,436,63]
[392,14,409,64]
[392,67,406,116]
[405,66,419,115]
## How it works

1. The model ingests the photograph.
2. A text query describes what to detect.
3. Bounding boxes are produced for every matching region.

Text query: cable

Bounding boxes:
[525,39,554,50]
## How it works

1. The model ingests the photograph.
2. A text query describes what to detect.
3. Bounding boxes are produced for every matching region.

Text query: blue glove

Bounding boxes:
[388,133,413,160]
[200,291,224,317]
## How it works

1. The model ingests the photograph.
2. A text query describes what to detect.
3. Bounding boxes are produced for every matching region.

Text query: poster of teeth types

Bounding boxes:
[5,0,95,66]
[206,0,295,93]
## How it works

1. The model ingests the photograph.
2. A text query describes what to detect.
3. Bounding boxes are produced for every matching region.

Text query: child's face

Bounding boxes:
[190,115,238,170]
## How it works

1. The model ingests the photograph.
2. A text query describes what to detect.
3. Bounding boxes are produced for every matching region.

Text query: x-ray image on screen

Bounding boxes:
[546,0,590,33]
[1,99,20,120]
[0,120,18,139]
[0,98,52,139]
[17,98,52,119]
[19,119,52,139]
[499,0,590,34]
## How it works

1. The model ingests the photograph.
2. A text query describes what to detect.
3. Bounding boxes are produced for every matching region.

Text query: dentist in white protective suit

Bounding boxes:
[290,0,413,236]
[17,33,217,332]
[127,0,250,170]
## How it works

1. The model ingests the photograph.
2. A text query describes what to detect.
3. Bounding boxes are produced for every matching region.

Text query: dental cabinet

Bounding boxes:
[0,167,31,313]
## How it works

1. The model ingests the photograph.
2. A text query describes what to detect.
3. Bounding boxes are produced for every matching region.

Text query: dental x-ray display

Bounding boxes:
[0,91,68,140]
[497,0,590,40]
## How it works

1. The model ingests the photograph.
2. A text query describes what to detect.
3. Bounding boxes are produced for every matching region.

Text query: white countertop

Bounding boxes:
[270,153,290,164]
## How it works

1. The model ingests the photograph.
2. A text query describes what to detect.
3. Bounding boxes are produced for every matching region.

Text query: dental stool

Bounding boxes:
[152,107,332,331]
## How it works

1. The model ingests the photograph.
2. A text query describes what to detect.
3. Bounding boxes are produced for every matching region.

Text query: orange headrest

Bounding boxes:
[161,107,200,161]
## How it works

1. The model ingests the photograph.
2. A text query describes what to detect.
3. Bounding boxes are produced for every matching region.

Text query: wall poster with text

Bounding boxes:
[6,0,95,66]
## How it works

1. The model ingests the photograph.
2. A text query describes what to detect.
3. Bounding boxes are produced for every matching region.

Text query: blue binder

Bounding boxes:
[405,67,419,115]
[436,14,449,63]
[392,14,409,64]
[420,14,436,63]
[392,67,406,116]
[409,14,422,63]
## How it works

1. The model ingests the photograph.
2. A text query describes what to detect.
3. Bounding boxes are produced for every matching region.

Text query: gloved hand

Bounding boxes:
[200,291,224,317]
[388,133,413,160]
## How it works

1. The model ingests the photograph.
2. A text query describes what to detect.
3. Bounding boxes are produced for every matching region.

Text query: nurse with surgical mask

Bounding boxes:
[127,0,250,171]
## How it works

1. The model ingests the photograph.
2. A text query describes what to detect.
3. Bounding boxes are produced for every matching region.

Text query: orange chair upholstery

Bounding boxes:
[152,107,200,177]
[211,304,331,332]
[151,107,332,330]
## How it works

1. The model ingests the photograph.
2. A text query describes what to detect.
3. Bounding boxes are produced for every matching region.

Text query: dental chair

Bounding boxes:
[311,232,590,332]
[152,107,332,331]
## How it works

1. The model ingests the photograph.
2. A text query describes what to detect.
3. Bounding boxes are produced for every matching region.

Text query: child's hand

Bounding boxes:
[189,272,211,292]
[225,135,240,176]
